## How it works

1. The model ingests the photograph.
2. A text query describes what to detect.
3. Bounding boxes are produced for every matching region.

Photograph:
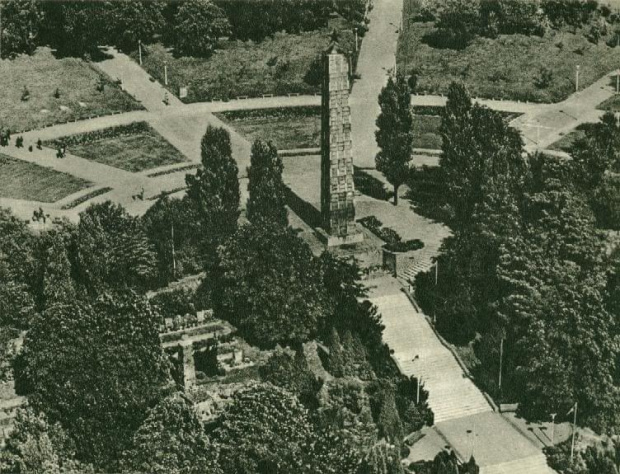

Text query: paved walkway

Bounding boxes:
[513,72,614,150]
[350,0,403,168]
[366,276,555,473]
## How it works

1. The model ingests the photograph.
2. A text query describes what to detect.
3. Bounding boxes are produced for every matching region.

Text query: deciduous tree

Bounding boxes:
[15,292,171,469]
[246,139,288,227]
[212,221,329,348]
[375,74,414,205]
[173,0,230,57]
[121,394,220,474]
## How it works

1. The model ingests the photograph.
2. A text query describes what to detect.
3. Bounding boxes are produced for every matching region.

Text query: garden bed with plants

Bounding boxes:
[60,187,112,210]
[0,154,92,203]
[216,106,321,150]
[44,122,188,173]
[358,215,425,251]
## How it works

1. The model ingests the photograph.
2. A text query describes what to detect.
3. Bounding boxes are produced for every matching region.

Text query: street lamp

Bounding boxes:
[138,40,142,66]
[550,413,557,445]
[498,337,504,391]
[575,65,580,92]
[411,355,422,403]
[353,27,358,53]
[164,60,168,86]
[569,402,578,462]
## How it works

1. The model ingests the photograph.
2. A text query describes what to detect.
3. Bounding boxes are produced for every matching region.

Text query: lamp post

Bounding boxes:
[575,65,580,93]
[569,402,578,462]
[411,355,421,403]
[550,413,557,445]
[354,27,358,52]
[164,61,168,86]
[498,337,504,391]
[138,40,142,66]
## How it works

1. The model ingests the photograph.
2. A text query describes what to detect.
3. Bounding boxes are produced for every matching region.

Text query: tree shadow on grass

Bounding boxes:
[353,166,392,201]
[284,185,321,228]
[405,166,452,224]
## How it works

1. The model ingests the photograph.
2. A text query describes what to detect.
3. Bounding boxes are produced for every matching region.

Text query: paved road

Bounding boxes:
[350,0,403,168]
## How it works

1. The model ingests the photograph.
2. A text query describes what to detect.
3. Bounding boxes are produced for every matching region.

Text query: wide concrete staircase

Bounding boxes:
[368,278,556,473]
[371,292,492,424]
[479,454,555,474]
[400,244,442,282]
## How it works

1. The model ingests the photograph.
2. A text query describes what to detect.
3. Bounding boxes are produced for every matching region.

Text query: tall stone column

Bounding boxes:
[319,42,363,246]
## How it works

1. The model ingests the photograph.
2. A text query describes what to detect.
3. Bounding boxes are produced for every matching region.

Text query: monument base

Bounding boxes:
[316,228,364,247]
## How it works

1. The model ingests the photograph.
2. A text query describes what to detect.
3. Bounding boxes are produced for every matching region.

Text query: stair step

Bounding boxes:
[480,454,554,474]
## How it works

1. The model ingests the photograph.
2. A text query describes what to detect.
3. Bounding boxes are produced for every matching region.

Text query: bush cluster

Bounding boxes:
[358,215,404,245]
[45,122,151,148]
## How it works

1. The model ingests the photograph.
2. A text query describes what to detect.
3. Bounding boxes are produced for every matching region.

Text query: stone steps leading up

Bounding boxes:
[372,292,492,423]
[480,454,555,474]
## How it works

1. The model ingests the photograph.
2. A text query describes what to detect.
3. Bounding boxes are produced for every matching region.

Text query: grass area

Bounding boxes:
[218,105,517,152]
[0,154,91,202]
[598,93,620,111]
[216,106,320,150]
[0,48,142,133]
[58,123,187,173]
[131,17,356,103]
[413,114,442,149]
[548,122,600,152]
[548,130,586,152]
[398,4,620,103]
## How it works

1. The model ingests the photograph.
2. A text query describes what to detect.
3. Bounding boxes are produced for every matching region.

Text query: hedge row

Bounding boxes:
[44,121,152,148]
[219,105,320,122]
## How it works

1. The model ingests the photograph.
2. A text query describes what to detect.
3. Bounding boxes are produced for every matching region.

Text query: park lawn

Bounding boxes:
[598,94,620,111]
[413,114,442,149]
[548,130,586,152]
[218,105,519,153]
[216,106,321,150]
[0,154,91,202]
[64,124,187,173]
[131,17,356,103]
[398,17,620,103]
[0,48,142,133]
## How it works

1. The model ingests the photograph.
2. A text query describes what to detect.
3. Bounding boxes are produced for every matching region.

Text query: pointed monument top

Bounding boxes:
[325,30,342,54]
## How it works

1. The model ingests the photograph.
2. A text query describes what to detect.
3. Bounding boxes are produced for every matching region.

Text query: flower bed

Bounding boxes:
[384,239,424,253]
[43,121,151,148]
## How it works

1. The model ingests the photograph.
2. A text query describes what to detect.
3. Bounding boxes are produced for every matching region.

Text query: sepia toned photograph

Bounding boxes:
[0,0,619,472]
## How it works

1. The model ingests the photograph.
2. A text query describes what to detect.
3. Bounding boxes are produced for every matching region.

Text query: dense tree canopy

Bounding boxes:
[0,0,44,58]
[212,221,330,348]
[76,202,156,295]
[497,157,619,428]
[142,195,204,285]
[121,394,220,474]
[173,0,230,57]
[211,384,314,473]
[15,292,171,469]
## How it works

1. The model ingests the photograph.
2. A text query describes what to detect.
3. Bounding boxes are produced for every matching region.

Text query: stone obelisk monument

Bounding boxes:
[319,40,363,246]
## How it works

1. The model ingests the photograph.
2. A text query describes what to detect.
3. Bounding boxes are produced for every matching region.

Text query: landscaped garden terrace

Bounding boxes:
[217,105,521,151]
[43,122,188,173]
[0,154,91,202]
